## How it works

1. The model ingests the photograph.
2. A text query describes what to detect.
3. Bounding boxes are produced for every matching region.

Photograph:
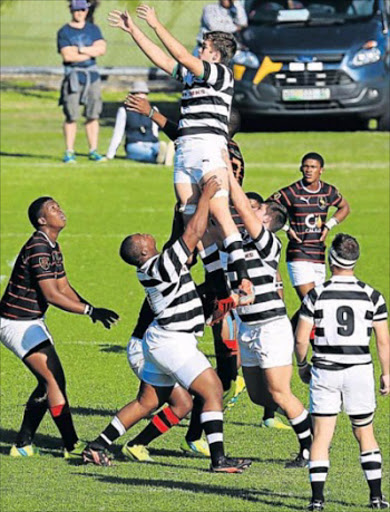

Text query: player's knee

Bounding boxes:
[350,412,375,429]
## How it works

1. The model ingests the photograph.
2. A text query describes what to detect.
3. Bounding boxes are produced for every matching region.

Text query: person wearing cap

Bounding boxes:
[106,81,174,165]
[57,0,106,164]
[295,233,390,511]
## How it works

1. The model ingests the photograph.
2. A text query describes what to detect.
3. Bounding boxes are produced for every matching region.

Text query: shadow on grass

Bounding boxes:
[72,406,117,417]
[0,426,63,455]
[0,80,56,99]
[99,344,126,354]
[0,151,58,160]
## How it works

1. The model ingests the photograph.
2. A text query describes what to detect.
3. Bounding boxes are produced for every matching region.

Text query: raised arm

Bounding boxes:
[136,4,204,78]
[108,10,176,75]
[182,177,220,253]
[373,320,390,396]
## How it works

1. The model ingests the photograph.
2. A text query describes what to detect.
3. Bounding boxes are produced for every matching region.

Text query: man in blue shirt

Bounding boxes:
[57,0,106,163]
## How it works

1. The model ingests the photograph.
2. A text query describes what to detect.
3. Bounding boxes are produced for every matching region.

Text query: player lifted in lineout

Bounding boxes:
[108,5,254,310]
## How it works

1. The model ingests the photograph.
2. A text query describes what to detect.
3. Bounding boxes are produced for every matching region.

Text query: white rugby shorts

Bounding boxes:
[287,261,326,287]
[310,364,376,416]
[0,316,53,360]
[238,316,293,369]
[174,135,227,185]
[141,322,211,389]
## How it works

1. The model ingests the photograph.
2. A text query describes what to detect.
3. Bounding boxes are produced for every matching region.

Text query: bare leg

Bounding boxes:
[63,121,77,152]
[85,118,99,152]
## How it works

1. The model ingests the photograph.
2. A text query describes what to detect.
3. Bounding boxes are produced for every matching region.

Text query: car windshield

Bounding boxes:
[246,0,378,24]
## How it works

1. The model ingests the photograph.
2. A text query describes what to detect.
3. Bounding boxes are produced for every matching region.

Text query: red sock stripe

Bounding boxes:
[49,403,67,418]
[223,338,238,351]
[162,407,180,426]
[310,327,316,343]
[152,414,170,433]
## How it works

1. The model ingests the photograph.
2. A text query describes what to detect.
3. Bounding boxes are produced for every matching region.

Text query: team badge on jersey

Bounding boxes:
[318,197,328,210]
[272,192,281,200]
[39,257,50,271]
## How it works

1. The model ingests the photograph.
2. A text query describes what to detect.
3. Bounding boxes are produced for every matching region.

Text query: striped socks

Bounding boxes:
[223,233,249,283]
[94,416,126,449]
[129,407,181,447]
[360,449,382,499]
[200,411,224,466]
[309,460,329,502]
[289,409,312,453]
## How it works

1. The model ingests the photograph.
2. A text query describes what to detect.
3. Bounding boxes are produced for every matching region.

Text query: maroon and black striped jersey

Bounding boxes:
[0,231,66,320]
[269,180,343,264]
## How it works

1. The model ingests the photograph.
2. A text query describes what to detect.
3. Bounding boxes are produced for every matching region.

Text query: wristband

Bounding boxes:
[297,358,308,368]
[282,224,290,232]
[325,217,339,231]
[84,304,93,316]
[148,106,156,119]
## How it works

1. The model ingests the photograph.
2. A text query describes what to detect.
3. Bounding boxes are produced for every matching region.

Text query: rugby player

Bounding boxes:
[268,153,350,317]
[108,5,254,307]
[295,234,389,511]
[0,197,119,458]
[227,165,313,467]
[82,178,251,473]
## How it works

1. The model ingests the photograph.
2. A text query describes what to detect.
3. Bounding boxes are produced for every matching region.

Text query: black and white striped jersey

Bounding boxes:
[173,61,234,139]
[300,275,388,370]
[228,226,287,324]
[137,238,204,336]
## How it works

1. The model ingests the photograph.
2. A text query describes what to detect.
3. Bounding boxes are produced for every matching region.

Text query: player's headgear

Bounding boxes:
[301,152,325,169]
[328,233,360,269]
[264,201,288,233]
[28,197,53,229]
[204,31,237,64]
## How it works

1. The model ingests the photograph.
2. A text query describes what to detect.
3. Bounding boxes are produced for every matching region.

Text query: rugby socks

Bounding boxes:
[223,234,249,283]
[49,402,78,452]
[128,407,180,447]
[200,411,224,466]
[212,321,237,391]
[289,409,312,453]
[309,460,329,502]
[360,449,382,499]
[92,416,126,449]
[185,395,204,443]
[200,244,230,300]
[16,385,48,447]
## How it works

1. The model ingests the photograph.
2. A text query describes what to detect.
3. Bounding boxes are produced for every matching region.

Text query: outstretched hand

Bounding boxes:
[202,175,221,200]
[136,4,159,29]
[124,94,151,117]
[107,10,135,34]
[90,308,120,329]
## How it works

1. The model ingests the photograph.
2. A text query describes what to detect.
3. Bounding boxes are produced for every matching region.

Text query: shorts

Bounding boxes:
[310,364,376,416]
[61,78,102,122]
[238,316,293,369]
[287,261,326,287]
[141,322,211,389]
[0,317,53,360]
[126,336,180,389]
[174,135,227,185]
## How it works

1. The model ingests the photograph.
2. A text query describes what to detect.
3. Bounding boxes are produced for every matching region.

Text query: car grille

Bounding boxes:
[270,70,353,87]
[283,101,340,110]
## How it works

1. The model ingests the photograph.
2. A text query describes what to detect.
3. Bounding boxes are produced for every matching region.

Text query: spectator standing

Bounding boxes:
[57,0,106,163]
[106,81,174,165]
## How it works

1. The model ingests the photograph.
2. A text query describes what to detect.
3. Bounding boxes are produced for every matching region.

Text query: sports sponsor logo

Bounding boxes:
[272,192,281,200]
[318,197,328,210]
[300,196,310,204]
[305,214,322,232]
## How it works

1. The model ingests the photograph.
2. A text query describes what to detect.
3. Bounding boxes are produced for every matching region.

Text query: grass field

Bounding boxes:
[1,81,389,512]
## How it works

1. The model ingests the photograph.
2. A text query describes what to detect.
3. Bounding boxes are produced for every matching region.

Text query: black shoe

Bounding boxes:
[285,449,309,468]
[210,457,252,473]
[82,443,112,467]
[371,496,390,509]
[308,500,324,511]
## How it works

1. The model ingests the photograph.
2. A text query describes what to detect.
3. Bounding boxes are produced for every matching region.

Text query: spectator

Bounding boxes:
[106,81,174,165]
[196,0,248,53]
[57,0,106,164]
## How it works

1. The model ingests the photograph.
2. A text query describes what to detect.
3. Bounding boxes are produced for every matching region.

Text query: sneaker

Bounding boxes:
[10,444,39,457]
[63,150,76,164]
[82,443,112,466]
[121,443,154,462]
[261,417,292,430]
[371,496,390,509]
[226,376,246,410]
[237,279,255,306]
[181,438,210,458]
[285,449,310,468]
[211,456,252,473]
[308,500,324,511]
[88,150,106,162]
[64,439,88,460]
[223,380,237,410]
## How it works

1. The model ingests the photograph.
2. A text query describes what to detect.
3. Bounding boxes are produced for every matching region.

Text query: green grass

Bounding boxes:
[1,84,389,512]
[0,0,209,68]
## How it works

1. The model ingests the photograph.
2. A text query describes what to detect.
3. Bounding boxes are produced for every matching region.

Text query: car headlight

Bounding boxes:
[233,50,260,68]
[352,46,381,67]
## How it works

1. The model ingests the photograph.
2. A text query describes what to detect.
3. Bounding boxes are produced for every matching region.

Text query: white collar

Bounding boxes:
[330,275,357,281]
[37,230,56,248]
[300,180,321,194]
